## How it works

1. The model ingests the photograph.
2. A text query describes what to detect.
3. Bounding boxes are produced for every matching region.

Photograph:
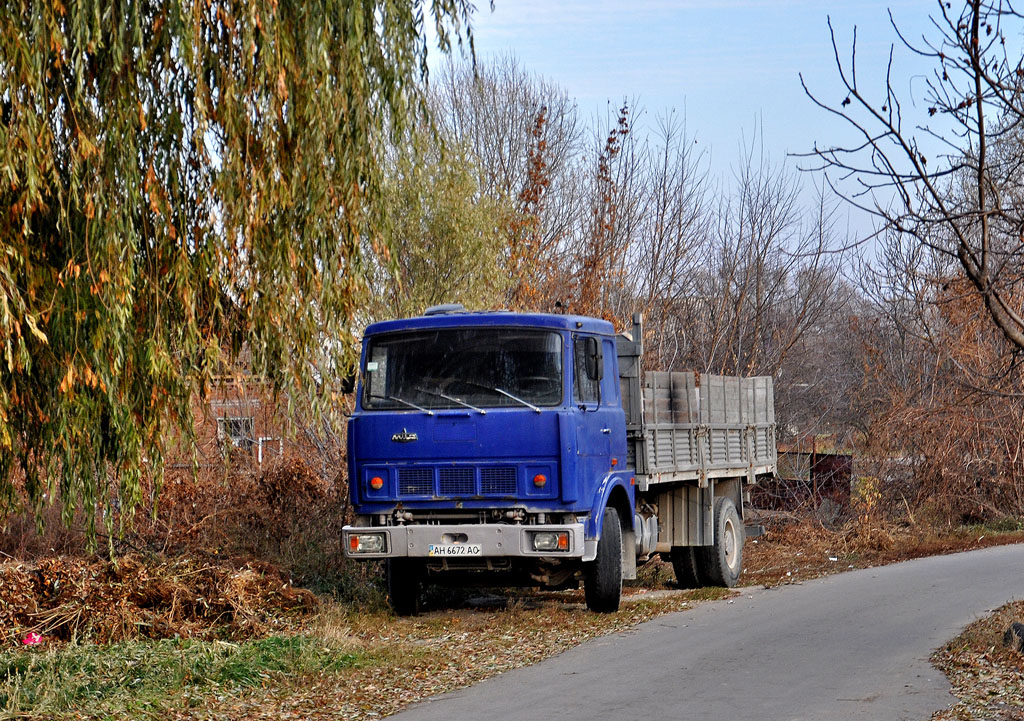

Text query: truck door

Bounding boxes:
[573,335,614,500]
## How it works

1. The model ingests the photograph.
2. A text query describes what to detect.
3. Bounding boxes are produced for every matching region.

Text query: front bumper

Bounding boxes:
[343,522,587,560]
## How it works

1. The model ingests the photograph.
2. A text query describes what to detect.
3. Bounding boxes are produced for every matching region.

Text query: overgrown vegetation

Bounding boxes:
[0,0,476,537]
[801,0,1024,523]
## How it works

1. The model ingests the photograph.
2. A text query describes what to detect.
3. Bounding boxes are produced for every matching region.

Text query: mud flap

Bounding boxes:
[622,526,637,580]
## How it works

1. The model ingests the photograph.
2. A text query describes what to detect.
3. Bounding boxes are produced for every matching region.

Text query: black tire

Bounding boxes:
[386,559,422,616]
[585,507,622,613]
[670,546,702,589]
[700,497,744,588]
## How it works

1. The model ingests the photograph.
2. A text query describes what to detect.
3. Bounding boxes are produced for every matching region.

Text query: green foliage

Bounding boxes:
[0,636,369,716]
[364,128,511,320]
[0,0,475,536]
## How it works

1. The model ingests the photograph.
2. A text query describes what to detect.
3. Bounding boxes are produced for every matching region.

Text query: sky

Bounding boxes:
[441,0,948,238]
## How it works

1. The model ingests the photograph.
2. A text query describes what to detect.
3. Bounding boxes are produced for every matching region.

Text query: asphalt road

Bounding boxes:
[391,544,1024,721]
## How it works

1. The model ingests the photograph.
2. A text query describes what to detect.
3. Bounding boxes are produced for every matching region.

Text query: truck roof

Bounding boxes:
[363,310,617,337]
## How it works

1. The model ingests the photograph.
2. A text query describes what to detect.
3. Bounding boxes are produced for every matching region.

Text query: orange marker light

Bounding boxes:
[611,458,618,467]
[349,535,359,552]
[533,474,547,488]
[557,533,569,551]
[370,476,384,490]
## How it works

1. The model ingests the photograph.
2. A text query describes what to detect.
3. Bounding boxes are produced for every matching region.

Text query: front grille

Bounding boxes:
[480,466,517,495]
[398,468,434,495]
[439,467,475,496]
[394,465,524,497]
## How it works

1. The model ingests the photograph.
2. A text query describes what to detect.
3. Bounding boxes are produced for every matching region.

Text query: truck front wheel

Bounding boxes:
[585,507,622,613]
[386,559,422,616]
[700,497,744,588]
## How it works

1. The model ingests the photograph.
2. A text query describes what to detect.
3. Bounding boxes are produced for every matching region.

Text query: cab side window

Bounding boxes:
[574,337,601,404]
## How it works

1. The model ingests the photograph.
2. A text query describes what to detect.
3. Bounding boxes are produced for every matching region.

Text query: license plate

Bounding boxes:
[428,543,482,557]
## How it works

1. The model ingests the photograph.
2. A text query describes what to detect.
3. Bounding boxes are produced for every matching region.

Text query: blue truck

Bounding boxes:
[342,305,777,614]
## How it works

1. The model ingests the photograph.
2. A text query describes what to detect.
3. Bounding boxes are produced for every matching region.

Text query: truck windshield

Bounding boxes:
[362,329,563,411]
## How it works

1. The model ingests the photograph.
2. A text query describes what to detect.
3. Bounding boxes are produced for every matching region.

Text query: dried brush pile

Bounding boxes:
[0,555,317,646]
[138,456,349,587]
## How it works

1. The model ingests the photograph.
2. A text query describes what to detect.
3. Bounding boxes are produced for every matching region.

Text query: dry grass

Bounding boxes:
[741,514,1024,588]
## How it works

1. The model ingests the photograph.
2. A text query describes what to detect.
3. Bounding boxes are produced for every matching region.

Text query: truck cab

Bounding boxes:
[343,306,777,614]
[343,307,636,613]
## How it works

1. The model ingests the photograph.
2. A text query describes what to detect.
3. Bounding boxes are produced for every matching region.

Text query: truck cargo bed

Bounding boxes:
[617,319,777,492]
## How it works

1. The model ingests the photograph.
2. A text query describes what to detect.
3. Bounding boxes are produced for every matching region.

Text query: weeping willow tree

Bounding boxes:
[0,0,476,536]
[361,128,511,322]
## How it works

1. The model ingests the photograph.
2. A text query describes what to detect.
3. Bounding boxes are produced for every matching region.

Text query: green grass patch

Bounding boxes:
[684,585,735,601]
[963,517,1024,534]
[0,635,372,719]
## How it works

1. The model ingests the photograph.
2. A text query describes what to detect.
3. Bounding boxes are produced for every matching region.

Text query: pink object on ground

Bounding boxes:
[21,632,42,645]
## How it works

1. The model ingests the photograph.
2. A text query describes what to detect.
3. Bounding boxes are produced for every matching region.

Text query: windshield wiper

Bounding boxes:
[493,387,542,413]
[368,393,434,416]
[458,380,542,413]
[414,387,486,415]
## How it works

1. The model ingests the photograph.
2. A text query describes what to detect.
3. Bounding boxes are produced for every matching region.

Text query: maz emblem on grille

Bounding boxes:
[391,429,418,443]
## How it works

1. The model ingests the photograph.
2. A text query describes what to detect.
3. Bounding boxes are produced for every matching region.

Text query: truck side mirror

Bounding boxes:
[585,337,604,381]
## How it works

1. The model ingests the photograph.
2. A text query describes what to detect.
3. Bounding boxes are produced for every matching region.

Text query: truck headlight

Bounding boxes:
[531,531,569,552]
[349,533,387,554]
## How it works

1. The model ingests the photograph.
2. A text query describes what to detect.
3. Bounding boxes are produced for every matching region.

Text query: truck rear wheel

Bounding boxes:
[386,559,422,616]
[585,507,622,613]
[670,546,702,589]
[700,497,744,587]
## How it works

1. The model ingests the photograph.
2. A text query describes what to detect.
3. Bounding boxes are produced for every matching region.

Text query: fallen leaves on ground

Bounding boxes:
[931,600,1024,721]
[166,591,721,720]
